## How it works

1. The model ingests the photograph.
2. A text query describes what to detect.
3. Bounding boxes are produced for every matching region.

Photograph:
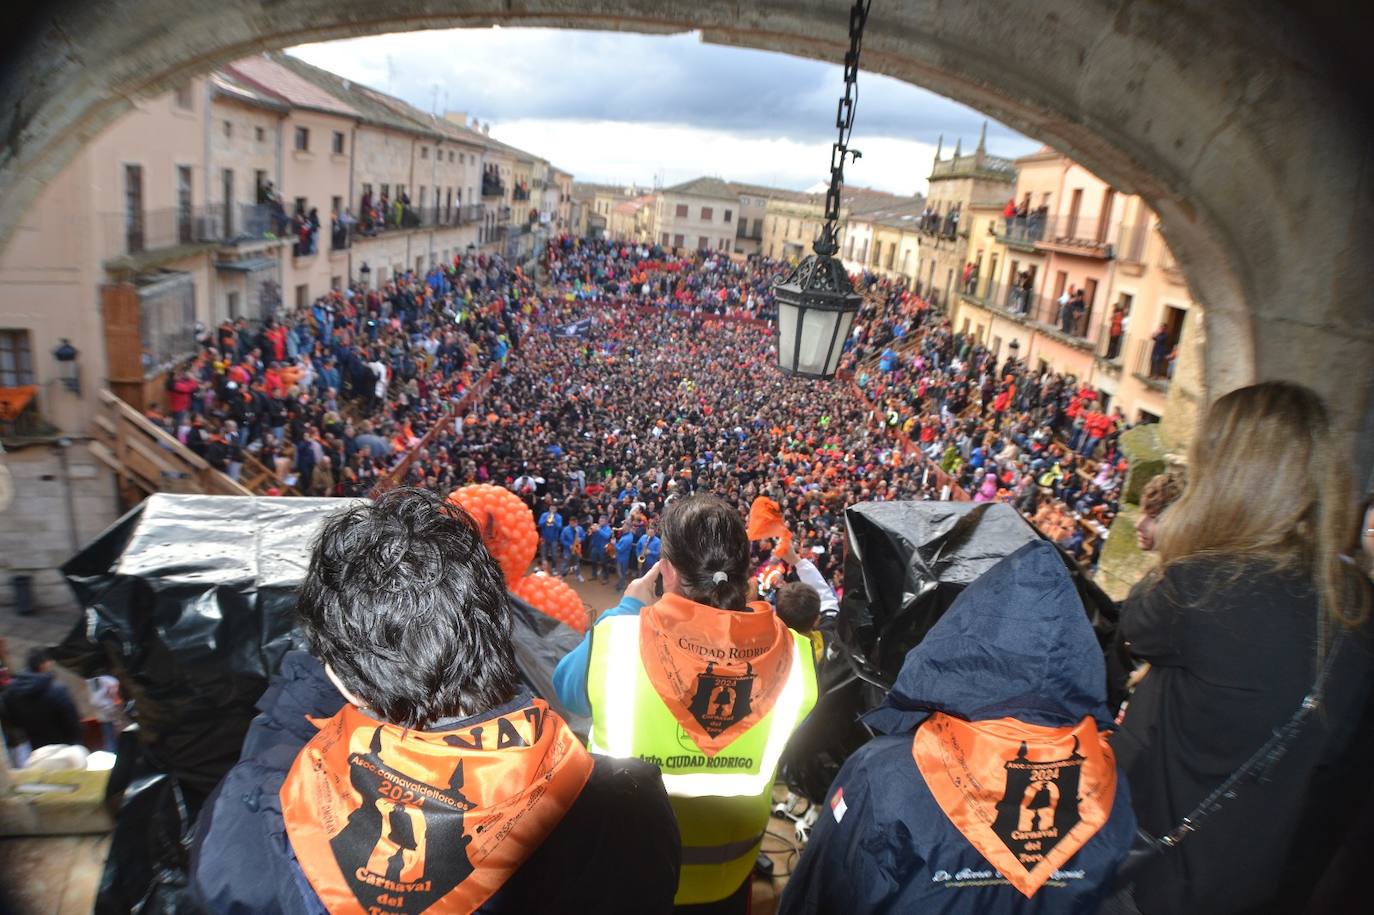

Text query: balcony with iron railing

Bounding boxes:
[481,176,506,199]
[1132,337,1173,391]
[993,213,1047,249]
[1115,222,1149,264]
[1094,318,1126,369]
[917,211,961,240]
[959,279,1099,348]
[512,184,530,202]
[1035,215,1123,259]
[961,281,1047,327]
[104,203,279,262]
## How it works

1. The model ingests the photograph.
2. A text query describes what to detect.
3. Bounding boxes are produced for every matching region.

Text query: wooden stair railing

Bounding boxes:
[88,389,253,501]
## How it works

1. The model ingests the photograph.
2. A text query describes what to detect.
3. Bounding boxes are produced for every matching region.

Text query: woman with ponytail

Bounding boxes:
[555,495,818,913]
[1113,381,1374,913]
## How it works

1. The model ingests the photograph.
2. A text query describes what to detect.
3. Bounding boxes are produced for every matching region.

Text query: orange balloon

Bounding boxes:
[447,484,538,585]
[511,572,589,633]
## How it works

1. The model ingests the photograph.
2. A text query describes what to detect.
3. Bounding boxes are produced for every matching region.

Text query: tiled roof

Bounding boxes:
[728,181,815,203]
[209,71,289,112]
[265,53,433,136]
[662,176,738,200]
[225,56,359,118]
[842,186,919,215]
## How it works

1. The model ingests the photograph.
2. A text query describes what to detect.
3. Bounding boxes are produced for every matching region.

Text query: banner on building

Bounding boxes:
[0,385,38,422]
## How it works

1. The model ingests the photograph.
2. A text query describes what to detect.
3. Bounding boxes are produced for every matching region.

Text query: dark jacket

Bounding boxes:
[780,541,1135,915]
[1114,560,1374,914]
[190,651,680,914]
[0,670,82,750]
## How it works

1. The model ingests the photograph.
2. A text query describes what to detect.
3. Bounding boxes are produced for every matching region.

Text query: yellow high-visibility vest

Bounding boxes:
[586,613,817,905]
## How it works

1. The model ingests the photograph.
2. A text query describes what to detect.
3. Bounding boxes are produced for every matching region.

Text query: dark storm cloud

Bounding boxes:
[293,28,1036,156]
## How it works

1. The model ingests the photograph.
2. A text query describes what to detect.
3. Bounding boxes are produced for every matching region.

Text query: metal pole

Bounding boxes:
[56,438,79,553]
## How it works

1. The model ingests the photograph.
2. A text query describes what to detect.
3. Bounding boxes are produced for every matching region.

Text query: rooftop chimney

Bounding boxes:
[483,122,490,135]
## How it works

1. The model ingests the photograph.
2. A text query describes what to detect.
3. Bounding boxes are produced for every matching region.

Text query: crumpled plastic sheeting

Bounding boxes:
[53,493,586,912]
[839,500,1118,690]
[782,500,1121,801]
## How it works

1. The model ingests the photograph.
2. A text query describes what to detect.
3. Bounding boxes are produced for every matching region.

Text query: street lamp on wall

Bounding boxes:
[52,339,80,395]
[770,0,870,380]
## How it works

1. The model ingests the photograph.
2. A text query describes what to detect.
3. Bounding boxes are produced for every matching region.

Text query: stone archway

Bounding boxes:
[1,0,1371,471]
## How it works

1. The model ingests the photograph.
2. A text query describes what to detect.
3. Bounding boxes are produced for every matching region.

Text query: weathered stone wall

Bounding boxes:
[0,444,120,613]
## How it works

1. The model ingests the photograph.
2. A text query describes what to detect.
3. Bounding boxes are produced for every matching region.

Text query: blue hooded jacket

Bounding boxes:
[780,541,1135,915]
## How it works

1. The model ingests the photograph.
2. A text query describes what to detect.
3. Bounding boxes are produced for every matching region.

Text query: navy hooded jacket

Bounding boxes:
[189,650,680,914]
[779,541,1135,915]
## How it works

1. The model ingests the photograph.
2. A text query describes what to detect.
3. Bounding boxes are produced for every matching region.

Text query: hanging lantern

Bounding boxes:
[771,0,871,379]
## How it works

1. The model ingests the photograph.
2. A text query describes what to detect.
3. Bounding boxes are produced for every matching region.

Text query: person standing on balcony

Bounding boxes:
[1002,198,1017,235]
[1071,288,1087,337]
[1149,323,1170,378]
[1107,304,1125,359]
[1058,285,1076,332]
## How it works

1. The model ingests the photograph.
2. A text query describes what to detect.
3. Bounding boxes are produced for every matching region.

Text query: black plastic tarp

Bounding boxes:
[53,493,584,913]
[782,500,1122,801]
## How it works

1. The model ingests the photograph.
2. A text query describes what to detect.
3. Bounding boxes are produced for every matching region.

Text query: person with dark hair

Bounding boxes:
[191,488,680,915]
[0,647,82,752]
[773,540,839,665]
[554,494,818,913]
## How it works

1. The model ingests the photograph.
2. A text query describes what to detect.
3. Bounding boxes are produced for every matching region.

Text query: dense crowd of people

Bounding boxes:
[150,254,524,498]
[144,235,1128,586]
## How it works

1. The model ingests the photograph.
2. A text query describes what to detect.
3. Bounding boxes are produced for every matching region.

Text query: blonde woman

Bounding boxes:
[1113,382,1373,913]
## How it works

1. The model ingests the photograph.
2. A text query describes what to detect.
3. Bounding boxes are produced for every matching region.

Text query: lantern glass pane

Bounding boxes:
[824,310,857,376]
[798,307,840,375]
[776,299,799,373]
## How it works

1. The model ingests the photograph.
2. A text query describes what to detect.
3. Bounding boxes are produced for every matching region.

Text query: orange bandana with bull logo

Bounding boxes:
[280,698,592,914]
[639,592,794,755]
[913,713,1116,898]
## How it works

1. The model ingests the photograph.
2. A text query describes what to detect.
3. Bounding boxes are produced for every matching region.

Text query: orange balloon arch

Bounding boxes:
[510,572,589,633]
[446,484,538,585]
[446,484,589,632]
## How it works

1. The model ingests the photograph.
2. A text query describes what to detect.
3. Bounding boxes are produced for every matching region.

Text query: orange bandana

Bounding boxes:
[639,593,794,755]
[281,699,592,914]
[745,496,792,557]
[913,713,1116,898]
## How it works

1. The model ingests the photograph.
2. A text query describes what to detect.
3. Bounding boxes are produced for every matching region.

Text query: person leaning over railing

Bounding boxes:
[1108,381,1374,914]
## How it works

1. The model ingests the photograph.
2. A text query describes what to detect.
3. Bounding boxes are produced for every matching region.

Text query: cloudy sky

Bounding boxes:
[290,28,1040,196]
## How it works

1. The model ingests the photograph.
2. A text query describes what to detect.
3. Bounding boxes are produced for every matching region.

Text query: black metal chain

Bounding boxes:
[817,0,872,255]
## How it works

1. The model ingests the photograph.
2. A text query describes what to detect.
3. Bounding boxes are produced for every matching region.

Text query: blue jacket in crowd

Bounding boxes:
[779,541,1135,915]
[587,523,613,559]
[539,510,563,543]
[615,531,635,566]
[559,523,582,551]
[636,533,661,567]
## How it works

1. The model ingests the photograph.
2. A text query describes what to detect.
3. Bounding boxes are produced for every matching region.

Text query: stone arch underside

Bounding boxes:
[1,0,1370,476]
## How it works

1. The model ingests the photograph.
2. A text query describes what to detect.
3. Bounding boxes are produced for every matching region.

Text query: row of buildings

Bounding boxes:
[570,176,923,265]
[575,125,1200,428]
[0,51,574,609]
[1,50,573,441]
